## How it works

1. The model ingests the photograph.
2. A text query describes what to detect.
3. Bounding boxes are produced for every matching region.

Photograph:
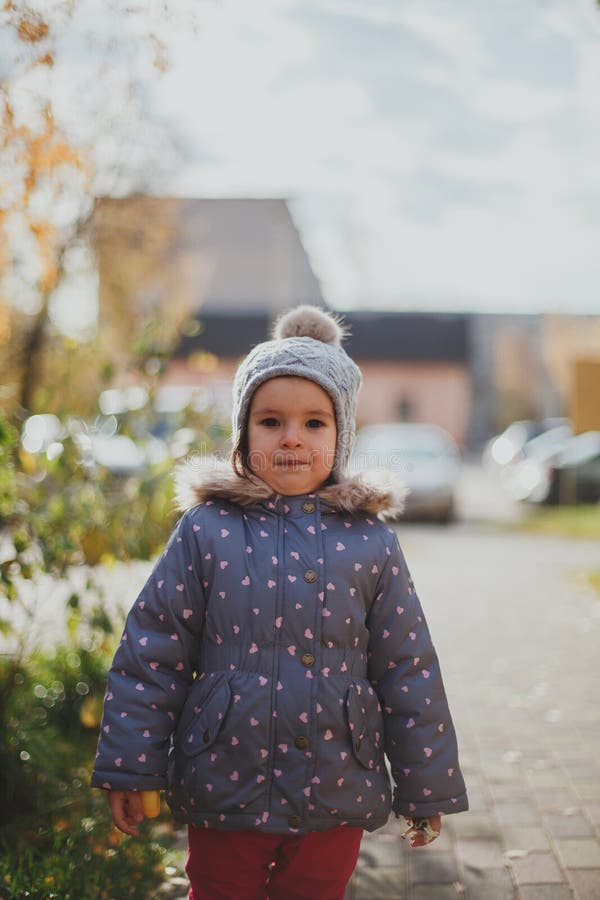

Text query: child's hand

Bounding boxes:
[108,790,145,836]
[402,814,442,848]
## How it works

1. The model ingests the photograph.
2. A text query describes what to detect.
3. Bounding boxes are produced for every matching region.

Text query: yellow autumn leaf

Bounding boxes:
[80,528,110,565]
[79,695,103,729]
[17,447,37,474]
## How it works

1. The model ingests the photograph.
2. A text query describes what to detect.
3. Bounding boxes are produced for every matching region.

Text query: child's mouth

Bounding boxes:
[274,459,310,469]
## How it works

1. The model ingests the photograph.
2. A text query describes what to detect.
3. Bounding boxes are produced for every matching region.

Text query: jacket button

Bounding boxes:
[203,729,211,743]
[304,569,318,583]
[302,501,315,513]
[294,736,309,750]
[288,815,302,829]
[301,652,315,667]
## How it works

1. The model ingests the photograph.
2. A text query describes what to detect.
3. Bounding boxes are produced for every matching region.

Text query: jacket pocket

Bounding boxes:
[345,682,381,770]
[180,676,232,759]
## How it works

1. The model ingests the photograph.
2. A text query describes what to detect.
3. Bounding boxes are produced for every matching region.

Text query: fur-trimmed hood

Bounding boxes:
[174,456,407,520]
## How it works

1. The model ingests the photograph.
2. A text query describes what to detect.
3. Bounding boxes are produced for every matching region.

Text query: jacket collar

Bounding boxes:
[174,456,406,520]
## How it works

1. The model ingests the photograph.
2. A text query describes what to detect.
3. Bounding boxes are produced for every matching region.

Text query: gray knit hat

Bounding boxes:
[232,305,362,479]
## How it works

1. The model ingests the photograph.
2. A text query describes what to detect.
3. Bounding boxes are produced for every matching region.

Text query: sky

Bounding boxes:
[146,0,600,315]
[4,0,600,323]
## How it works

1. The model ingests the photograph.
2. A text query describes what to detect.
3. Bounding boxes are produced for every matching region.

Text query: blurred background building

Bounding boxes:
[93,196,600,450]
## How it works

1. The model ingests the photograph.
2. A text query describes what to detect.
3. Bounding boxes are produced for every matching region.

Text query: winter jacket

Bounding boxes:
[91,460,468,833]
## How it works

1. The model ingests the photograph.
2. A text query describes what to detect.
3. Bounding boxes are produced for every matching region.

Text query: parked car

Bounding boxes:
[87,432,168,477]
[538,431,600,505]
[500,423,573,502]
[498,426,600,506]
[483,417,570,472]
[20,412,169,477]
[20,382,220,479]
[97,384,218,460]
[350,422,461,523]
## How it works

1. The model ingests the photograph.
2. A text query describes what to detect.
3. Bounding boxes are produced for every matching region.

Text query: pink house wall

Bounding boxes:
[165,358,471,448]
[355,361,470,446]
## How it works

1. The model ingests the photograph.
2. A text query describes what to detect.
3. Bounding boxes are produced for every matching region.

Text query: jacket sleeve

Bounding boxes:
[366,531,468,819]
[90,509,205,792]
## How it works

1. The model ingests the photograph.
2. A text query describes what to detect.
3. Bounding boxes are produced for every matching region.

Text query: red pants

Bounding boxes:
[186,824,363,900]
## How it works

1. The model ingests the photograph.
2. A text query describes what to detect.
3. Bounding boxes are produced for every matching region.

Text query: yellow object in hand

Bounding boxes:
[141,790,161,818]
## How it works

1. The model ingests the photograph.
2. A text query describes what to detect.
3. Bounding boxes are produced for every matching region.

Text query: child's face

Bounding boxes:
[247,376,337,495]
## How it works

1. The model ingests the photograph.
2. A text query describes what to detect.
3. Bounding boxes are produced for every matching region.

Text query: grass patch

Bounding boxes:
[517,504,600,539]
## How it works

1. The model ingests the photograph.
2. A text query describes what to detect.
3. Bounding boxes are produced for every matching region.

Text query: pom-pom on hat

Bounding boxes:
[232,305,362,480]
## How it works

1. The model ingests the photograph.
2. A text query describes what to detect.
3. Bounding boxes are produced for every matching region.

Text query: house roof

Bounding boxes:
[342,311,469,362]
[95,197,324,314]
[175,309,470,363]
[177,310,272,358]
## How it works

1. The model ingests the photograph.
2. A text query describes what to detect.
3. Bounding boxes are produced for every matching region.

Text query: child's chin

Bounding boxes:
[269,473,324,495]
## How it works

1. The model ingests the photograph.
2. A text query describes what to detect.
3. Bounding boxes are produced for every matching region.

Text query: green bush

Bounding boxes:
[0,650,173,899]
[0,802,167,899]
[0,404,220,897]
[0,648,109,826]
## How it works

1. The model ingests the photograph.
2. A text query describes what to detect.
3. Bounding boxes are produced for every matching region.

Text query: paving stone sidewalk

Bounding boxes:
[344,524,600,900]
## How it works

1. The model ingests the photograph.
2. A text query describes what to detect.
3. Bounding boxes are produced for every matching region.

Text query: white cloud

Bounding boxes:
[145,0,600,313]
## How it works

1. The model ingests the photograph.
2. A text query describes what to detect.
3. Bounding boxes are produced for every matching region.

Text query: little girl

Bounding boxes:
[92,306,468,899]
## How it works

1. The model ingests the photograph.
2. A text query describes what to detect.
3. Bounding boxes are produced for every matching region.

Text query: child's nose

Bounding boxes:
[280,425,302,447]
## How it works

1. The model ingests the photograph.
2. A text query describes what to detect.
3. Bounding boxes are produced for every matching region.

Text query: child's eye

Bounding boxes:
[259,417,279,427]
[307,419,325,428]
